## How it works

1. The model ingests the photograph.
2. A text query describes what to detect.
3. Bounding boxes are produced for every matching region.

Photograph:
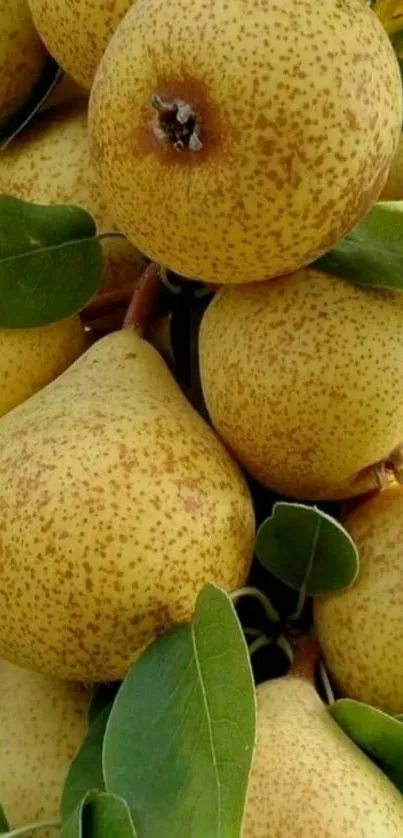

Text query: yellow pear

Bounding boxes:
[0,318,86,419]
[199,269,403,500]
[28,0,133,89]
[380,133,403,200]
[243,674,403,837]
[0,99,146,291]
[0,659,91,837]
[88,0,401,285]
[0,328,255,682]
[314,484,403,715]
[0,0,47,125]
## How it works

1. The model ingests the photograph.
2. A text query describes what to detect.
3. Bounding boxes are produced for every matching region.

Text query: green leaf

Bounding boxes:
[256,502,359,596]
[103,583,256,838]
[0,58,61,149]
[0,804,9,833]
[315,202,403,291]
[330,699,403,791]
[61,706,108,822]
[0,195,103,327]
[88,685,118,728]
[82,792,138,838]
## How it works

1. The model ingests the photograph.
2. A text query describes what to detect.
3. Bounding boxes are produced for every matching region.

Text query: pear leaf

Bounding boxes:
[0,195,103,327]
[256,502,359,595]
[103,584,256,838]
[315,202,403,291]
[61,707,108,822]
[81,792,138,838]
[0,58,62,150]
[0,804,9,833]
[88,685,119,728]
[330,699,403,792]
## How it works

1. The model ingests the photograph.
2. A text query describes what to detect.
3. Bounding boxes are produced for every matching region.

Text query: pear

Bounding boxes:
[88,0,401,285]
[243,674,403,837]
[0,99,146,292]
[199,268,403,500]
[314,484,403,715]
[0,0,47,125]
[28,0,133,89]
[0,329,255,682]
[0,659,91,837]
[0,317,85,419]
[380,134,403,200]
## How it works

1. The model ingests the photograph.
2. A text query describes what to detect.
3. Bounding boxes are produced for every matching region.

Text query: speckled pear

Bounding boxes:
[0,0,47,125]
[28,0,133,88]
[0,329,254,682]
[314,484,403,715]
[0,659,91,837]
[199,269,403,500]
[0,317,85,419]
[88,0,401,284]
[243,675,403,837]
[0,100,146,291]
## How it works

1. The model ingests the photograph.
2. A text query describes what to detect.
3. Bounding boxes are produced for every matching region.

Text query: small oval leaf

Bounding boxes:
[315,202,403,291]
[61,707,108,822]
[103,583,256,838]
[330,698,403,792]
[256,502,359,595]
[0,196,103,327]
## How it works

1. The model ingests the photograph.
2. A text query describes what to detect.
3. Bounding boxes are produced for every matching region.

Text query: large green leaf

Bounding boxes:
[0,195,103,327]
[103,584,256,838]
[256,502,359,596]
[61,707,108,822]
[88,685,118,728]
[82,793,138,838]
[315,202,403,291]
[330,699,403,792]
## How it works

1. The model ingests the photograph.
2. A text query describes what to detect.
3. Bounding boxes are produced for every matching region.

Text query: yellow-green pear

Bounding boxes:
[0,328,255,683]
[199,269,403,500]
[0,659,91,837]
[0,317,85,419]
[314,484,403,715]
[0,100,146,291]
[88,0,401,285]
[380,134,403,200]
[243,674,403,837]
[0,0,47,125]
[28,0,133,89]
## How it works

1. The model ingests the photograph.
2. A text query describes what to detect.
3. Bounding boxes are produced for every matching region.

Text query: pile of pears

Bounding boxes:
[2,0,403,835]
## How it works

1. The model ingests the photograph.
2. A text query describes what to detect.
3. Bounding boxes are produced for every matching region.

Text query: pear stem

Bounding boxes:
[290,633,321,682]
[123,262,163,336]
[81,281,138,322]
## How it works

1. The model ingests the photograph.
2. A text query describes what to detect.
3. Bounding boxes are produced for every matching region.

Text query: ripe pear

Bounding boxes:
[199,268,403,500]
[28,0,133,89]
[314,484,403,715]
[0,317,85,419]
[0,659,91,837]
[0,100,146,292]
[380,133,403,200]
[88,0,402,285]
[0,0,47,126]
[0,328,255,682]
[243,674,403,837]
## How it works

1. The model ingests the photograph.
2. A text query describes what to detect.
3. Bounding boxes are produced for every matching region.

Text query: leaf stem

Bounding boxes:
[249,634,272,657]
[3,820,60,837]
[231,586,280,624]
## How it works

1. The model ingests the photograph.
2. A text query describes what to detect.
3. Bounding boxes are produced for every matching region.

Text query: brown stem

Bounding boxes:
[290,634,321,682]
[123,262,163,336]
[81,282,137,322]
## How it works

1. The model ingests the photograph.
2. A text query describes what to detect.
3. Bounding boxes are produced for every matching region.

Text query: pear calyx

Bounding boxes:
[150,94,203,151]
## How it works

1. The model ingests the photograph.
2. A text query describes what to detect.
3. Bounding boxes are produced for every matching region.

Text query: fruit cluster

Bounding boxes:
[1,0,403,836]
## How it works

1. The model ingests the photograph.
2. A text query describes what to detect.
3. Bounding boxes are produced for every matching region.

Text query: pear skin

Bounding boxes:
[314,484,403,714]
[243,675,403,837]
[88,0,401,284]
[0,659,91,837]
[28,0,132,89]
[0,317,86,419]
[0,0,47,125]
[0,329,255,682]
[0,100,146,291]
[199,269,403,500]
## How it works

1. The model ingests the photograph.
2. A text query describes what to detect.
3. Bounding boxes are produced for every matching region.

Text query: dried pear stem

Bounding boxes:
[290,634,321,682]
[81,281,138,322]
[123,262,163,336]
[150,94,203,151]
